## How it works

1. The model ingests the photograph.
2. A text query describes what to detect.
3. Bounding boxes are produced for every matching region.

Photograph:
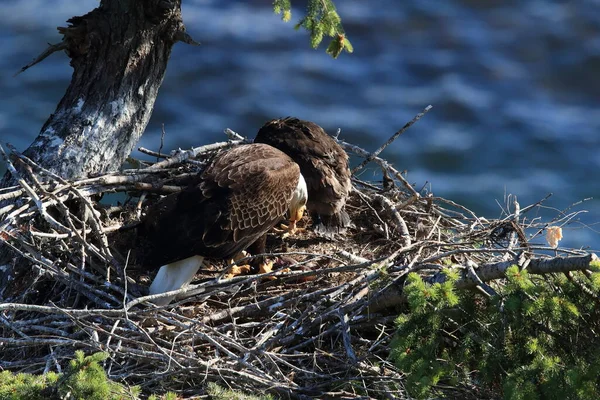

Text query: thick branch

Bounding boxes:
[369,253,598,313]
[451,253,598,288]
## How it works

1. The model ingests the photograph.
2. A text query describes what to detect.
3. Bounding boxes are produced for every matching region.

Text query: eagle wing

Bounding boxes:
[138,144,300,269]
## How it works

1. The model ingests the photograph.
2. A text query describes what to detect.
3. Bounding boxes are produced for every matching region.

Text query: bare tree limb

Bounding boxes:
[14,42,67,76]
[351,105,433,174]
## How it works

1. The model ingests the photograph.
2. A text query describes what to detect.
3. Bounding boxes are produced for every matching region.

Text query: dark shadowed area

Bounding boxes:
[1,0,599,249]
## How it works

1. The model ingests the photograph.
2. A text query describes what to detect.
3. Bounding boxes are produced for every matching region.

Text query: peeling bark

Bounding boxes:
[15,0,187,180]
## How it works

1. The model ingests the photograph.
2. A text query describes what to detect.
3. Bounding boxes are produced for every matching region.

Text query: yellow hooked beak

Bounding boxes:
[288,204,306,234]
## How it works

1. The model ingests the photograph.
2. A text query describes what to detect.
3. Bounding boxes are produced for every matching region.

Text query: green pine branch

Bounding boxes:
[0,351,276,400]
[0,351,177,400]
[272,0,353,58]
[390,267,600,399]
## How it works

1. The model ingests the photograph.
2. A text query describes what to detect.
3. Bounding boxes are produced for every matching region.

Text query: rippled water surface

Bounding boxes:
[1,0,599,249]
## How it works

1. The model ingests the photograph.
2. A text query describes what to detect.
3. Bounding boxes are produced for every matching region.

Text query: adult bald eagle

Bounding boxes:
[254,117,352,236]
[137,143,308,305]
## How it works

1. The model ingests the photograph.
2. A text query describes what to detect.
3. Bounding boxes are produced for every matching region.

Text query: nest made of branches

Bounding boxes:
[0,126,596,399]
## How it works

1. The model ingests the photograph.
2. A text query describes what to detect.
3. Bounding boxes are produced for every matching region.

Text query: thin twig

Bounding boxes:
[15,42,68,76]
[351,105,433,174]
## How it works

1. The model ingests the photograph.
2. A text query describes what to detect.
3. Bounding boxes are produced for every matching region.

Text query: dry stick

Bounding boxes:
[0,203,15,217]
[338,139,419,198]
[0,145,69,233]
[1,232,63,280]
[11,315,69,327]
[124,266,319,309]
[433,197,486,227]
[503,195,522,261]
[0,184,21,194]
[0,337,76,346]
[1,359,54,369]
[12,201,118,285]
[450,253,599,289]
[15,41,68,76]
[132,182,182,193]
[61,259,128,299]
[528,196,586,244]
[372,193,411,247]
[551,210,590,229]
[337,311,357,364]
[337,250,368,264]
[388,214,439,274]
[0,302,148,317]
[137,147,169,158]
[76,188,113,255]
[263,350,328,378]
[0,314,29,339]
[277,253,409,350]
[224,128,246,141]
[465,259,497,297]
[419,246,527,264]
[202,286,339,325]
[0,188,24,201]
[199,326,297,386]
[25,325,70,337]
[33,183,183,205]
[527,245,588,256]
[351,176,383,192]
[28,224,123,239]
[351,105,433,174]
[253,321,286,350]
[286,310,379,354]
[146,139,247,170]
[35,195,111,274]
[263,284,362,351]
[129,319,187,372]
[61,312,141,350]
[564,271,598,301]
[353,190,389,239]
[9,148,115,263]
[194,324,289,386]
[158,124,166,162]
[260,285,351,351]
[75,173,167,186]
[122,168,187,176]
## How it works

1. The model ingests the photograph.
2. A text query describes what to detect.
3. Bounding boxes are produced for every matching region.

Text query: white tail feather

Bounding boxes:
[148,255,204,306]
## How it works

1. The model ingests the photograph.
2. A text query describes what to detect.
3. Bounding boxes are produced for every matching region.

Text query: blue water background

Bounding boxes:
[1,0,599,250]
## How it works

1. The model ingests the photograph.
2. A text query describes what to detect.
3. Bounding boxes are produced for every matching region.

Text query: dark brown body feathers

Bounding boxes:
[254,117,352,235]
[137,144,300,269]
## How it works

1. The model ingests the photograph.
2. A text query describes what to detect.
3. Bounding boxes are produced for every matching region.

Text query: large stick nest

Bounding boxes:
[0,127,595,399]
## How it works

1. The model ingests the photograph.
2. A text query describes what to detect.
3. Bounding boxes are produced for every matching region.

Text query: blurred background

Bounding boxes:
[1,0,599,250]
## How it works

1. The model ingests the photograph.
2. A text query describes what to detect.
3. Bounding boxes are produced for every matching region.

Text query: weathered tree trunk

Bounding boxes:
[16,0,188,180]
[0,0,195,297]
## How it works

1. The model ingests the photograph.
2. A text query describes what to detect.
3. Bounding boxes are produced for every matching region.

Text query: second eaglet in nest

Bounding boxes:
[254,117,353,237]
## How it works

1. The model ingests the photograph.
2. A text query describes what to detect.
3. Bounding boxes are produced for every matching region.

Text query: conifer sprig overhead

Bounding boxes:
[273,0,353,58]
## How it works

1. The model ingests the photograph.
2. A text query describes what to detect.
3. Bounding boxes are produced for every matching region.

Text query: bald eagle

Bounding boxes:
[138,143,308,305]
[254,117,352,236]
